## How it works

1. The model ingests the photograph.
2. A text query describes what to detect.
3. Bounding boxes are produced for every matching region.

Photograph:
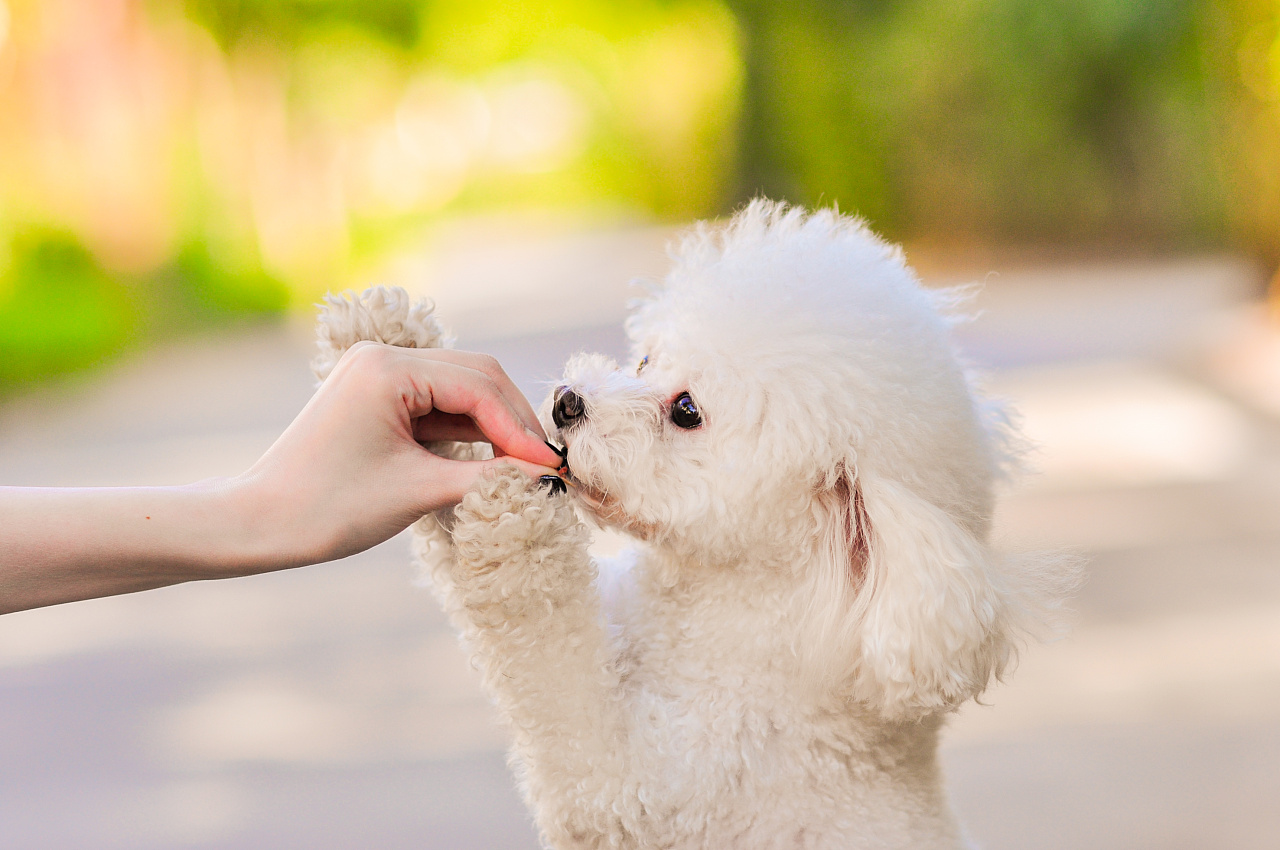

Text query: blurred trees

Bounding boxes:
[0,0,1275,391]
[1223,0,1280,267]
[728,0,1256,253]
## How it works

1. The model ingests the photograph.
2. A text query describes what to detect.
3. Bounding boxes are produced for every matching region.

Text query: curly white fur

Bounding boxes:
[314,201,1076,849]
[312,286,451,381]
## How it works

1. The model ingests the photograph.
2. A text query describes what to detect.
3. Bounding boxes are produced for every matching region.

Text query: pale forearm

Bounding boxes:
[0,478,290,614]
[0,342,561,616]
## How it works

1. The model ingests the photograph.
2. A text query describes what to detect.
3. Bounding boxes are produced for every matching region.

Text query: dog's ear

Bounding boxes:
[850,475,1012,718]
[804,466,1060,720]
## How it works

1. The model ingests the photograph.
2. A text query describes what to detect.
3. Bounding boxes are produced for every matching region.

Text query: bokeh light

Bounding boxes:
[0,0,744,390]
[1,0,1277,391]
[4,4,1280,848]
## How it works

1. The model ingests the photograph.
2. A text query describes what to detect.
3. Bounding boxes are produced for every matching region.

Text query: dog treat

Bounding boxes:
[544,440,573,480]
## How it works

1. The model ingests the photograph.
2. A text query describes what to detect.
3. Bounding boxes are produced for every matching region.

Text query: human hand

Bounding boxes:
[0,343,562,613]
[232,342,562,567]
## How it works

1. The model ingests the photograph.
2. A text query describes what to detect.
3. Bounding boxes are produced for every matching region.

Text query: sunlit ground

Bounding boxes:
[0,218,1277,848]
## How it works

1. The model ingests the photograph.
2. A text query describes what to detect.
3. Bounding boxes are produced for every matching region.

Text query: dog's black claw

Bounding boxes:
[538,475,567,496]
[544,440,572,479]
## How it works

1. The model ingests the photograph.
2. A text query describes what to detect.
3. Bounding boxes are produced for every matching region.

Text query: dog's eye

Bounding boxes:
[636,355,649,375]
[670,392,702,429]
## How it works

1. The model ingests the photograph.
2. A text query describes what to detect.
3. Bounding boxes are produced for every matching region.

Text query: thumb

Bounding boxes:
[417,453,561,509]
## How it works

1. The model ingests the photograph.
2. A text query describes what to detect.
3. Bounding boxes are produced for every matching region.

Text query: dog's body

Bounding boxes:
[315,201,1072,849]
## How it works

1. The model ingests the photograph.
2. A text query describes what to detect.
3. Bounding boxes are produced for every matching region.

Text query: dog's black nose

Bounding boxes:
[552,387,586,429]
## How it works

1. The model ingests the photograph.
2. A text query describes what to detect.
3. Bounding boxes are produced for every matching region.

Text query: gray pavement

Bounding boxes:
[1,220,1278,849]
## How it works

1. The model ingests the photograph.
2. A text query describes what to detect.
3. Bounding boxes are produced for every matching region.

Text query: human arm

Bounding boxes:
[0,343,562,614]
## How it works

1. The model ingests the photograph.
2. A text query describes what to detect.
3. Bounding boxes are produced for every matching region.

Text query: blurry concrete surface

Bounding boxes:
[2,219,1279,849]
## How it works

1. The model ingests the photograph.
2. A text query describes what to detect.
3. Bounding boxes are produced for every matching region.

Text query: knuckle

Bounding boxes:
[476,373,503,402]
[345,340,391,367]
[341,341,401,383]
[463,352,505,382]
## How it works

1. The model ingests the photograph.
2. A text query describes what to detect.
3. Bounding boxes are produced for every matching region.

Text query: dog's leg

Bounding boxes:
[436,465,628,849]
[313,285,447,377]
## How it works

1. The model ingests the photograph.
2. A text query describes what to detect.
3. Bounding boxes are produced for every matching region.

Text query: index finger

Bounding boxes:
[406,359,561,467]
[397,348,547,440]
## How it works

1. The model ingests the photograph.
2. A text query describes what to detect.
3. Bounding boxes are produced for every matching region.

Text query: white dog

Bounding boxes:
[314,200,1073,849]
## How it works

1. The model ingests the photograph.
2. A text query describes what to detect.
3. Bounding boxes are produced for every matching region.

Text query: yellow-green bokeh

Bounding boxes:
[0,0,1276,390]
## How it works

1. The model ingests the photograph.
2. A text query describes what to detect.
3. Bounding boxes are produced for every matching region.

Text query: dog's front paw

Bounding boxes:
[312,285,449,381]
[450,466,588,597]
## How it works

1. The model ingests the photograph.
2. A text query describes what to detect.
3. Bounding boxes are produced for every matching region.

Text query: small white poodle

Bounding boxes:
[314,200,1073,849]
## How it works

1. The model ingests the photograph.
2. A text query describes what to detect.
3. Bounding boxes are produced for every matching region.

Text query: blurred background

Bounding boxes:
[1,0,1279,847]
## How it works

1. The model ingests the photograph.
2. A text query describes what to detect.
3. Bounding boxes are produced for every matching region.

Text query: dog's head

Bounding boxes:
[546,200,1066,719]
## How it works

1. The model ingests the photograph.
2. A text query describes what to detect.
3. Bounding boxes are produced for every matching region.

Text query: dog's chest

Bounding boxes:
[602,560,955,822]
[608,573,878,800]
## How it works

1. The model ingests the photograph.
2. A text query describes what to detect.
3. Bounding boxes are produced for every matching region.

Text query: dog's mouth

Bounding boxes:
[544,439,572,479]
[551,440,658,540]
[578,487,659,540]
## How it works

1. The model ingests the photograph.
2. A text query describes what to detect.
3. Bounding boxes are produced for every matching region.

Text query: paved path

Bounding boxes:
[1,220,1277,849]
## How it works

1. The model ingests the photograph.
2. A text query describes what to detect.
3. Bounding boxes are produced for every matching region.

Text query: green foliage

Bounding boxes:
[0,231,289,396]
[183,0,423,50]
[0,0,1274,392]
[728,0,1233,247]
[155,243,292,319]
[427,0,743,219]
[0,231,137,392]
[730,0,900,225]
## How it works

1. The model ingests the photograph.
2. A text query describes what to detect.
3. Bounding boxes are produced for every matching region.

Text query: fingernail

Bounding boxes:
[543,440,571,477]
[538,475,567,496]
